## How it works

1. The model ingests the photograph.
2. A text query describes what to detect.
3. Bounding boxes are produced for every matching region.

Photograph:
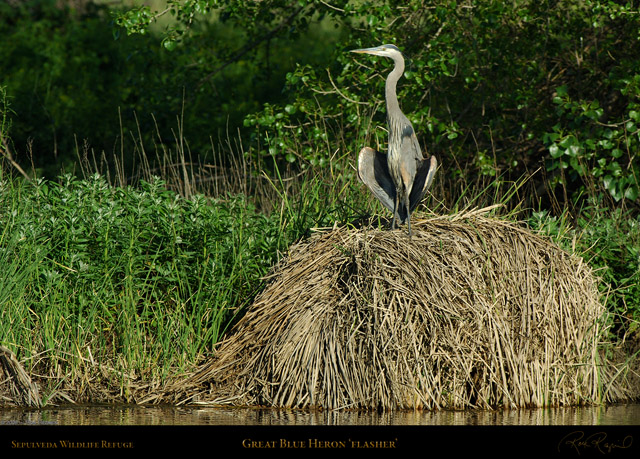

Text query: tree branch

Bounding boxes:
[0,133,31,181]
[197,5,306,90]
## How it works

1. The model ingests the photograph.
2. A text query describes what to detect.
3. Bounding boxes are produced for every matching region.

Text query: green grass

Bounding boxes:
[0,171,294,398]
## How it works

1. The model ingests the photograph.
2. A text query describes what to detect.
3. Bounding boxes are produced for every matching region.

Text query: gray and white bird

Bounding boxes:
[351,44,437,238]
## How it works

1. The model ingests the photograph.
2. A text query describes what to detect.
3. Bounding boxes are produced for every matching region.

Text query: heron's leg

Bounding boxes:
[391,194,398,229]
[405,194,412,239]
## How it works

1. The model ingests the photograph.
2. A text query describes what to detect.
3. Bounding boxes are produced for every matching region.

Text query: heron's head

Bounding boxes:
[350,44,402,59]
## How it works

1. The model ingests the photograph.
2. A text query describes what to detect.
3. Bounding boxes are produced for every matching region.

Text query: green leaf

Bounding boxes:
[598,139,614,149]
[162,39,177,51]
[559,135,577,149]
[549,144,563,158]
[555,85,568,97]
[603,175,614,190]
[624,186,639,201]
[567,145,580,157]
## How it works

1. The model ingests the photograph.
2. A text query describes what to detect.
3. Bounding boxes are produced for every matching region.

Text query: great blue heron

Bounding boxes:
[351,44,437,238]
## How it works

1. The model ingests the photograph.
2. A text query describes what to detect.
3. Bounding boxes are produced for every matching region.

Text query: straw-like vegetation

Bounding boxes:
[165,209,636,410]
[0,346,41,407]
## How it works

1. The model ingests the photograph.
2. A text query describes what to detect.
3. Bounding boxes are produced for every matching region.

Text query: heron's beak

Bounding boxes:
[350,46,385,56]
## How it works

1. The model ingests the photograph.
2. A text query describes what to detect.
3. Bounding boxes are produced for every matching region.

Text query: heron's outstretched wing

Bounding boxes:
[408,155,437,212]
[358,148,436,223]
[357,147,398,215]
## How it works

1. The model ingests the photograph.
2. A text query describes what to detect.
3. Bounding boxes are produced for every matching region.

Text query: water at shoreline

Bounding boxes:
[1,403,639,426]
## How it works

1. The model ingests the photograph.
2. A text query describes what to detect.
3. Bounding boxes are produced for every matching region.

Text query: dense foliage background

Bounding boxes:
[2,0,639,205]
[1,0,639,382]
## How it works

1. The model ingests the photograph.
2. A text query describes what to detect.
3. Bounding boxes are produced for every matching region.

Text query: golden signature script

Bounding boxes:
[558,430,633,455]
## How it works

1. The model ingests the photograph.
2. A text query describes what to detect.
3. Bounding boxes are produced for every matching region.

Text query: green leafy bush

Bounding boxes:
[544,82,640,202]
[145,0,637,209]
[0,172,285,374]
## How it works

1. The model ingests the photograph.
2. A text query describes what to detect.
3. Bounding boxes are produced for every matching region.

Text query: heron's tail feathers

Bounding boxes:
[408,155,437,213]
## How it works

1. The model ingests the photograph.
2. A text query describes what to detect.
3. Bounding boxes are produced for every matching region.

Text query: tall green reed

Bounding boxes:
[0,170,289,397]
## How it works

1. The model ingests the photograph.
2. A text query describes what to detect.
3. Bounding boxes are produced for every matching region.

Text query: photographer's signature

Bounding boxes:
[558,430,633,455]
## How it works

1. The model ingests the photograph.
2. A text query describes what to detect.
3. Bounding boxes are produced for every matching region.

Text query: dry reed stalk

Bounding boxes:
[0,346,41,407]
[163,208,636,410]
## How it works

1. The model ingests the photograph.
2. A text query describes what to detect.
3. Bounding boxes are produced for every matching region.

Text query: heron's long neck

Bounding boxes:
[385,55,405,123]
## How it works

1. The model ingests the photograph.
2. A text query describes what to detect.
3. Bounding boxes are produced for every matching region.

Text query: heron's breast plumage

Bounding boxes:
[387,116,421,194]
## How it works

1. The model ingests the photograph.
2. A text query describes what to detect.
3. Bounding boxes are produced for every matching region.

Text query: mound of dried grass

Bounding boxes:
[167,208,634,410]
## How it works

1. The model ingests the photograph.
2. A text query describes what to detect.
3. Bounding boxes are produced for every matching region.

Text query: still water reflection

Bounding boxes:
[1,403,639,426]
